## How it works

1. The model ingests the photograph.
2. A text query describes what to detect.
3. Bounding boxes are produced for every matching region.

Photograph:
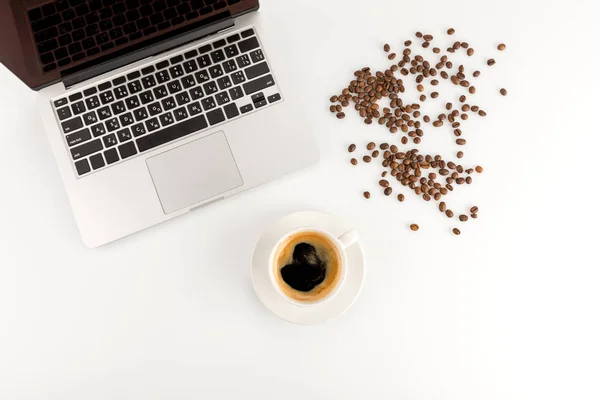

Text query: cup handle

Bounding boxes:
[337,229,359,249]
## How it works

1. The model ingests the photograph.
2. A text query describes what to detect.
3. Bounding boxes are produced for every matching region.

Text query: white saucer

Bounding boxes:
[251,211,365,325]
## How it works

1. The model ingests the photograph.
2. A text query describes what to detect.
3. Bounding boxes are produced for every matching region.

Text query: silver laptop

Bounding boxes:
[0,0,319,247]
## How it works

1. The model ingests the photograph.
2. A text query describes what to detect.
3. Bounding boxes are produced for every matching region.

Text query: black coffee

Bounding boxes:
[280,243,327,292]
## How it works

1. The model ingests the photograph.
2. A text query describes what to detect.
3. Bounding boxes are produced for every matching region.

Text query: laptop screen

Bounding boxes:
[0,0,259,90]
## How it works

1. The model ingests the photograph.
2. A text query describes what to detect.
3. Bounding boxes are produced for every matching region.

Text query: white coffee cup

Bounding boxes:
[269,227,359,306]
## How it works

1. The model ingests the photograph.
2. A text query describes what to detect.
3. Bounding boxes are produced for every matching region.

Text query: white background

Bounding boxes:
[1,0,599,399]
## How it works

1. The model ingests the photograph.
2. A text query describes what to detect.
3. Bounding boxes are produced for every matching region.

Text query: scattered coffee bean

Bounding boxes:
[446,210,454,218]
[456,138,467,145]
[384,43,391,52]
[457,151,464,158]
[363,156,372,163]
[384,187,392,196]
[470,206,479,214]
[471,213,478,219]
[447,28,455,35]
[439,202,447,212]
[487,58,496,66]
[372,150,380,157]
[364,191,370,199]
[452,228,461,235]
[367,142,376,150]
[410,224,419,231]
[336,112,345,119]
[379,179,390,187]
[500,88,507,96]
[348,144,356,153]
[330,96,338,103]
[475,165,483,173]
[478,110,487,117]
[351,158,358,165]
[467,48,474,56]
[398,194,405,202]
[405,40,412,46]
[459,214,468,222]
[498,43,506,51]
[388,53,397,60]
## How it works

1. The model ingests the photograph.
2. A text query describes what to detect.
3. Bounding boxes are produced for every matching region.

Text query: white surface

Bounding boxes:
[1,0,599,399]
[251,211,365,325]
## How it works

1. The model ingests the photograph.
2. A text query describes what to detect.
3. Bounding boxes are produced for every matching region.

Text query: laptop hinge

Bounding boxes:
[63,17,235,89]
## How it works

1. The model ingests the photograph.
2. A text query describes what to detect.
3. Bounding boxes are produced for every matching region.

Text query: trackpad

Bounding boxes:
[146,131,243,214]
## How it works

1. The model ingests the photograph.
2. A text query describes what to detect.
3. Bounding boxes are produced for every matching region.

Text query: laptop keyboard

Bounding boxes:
[52,28,282,177]
[28,0,243,72]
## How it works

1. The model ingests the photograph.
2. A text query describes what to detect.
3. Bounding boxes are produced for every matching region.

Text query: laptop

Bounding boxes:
[0,0,319,248]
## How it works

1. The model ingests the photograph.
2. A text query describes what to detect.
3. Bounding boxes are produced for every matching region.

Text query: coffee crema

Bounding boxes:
[273,231,342,303]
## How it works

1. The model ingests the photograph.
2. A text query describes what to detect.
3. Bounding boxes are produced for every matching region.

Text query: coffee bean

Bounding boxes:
[384,187,392,196]
[363,191,370,199]
[381,171,387,177]
[469,86,476,94]
[452,228,461,235]
[390,145,398,153]
[478,110,487,117]
[456,138,467,145]
[405,40,412,46]
[396,193,405,202]
[388,53,397,60]
[379,179,390,187]
[466,168,474,174]
[351,158,358,165]
[461,113,469,120]
[336,112,346,119]
[348,144,356,153]
[445,210,454,218]
[372,150,380,157]
[476,165,484,173]
[471,213,478,219]
[500,88,507,96]
[433,120,443,127]
[410,224,419,231]
[330,96,338,103]
[498,43,506,51]
[422,42,430,48]
[416,32,423,38]
[470,206,479,214]
[466,176,472,184]
[384,43,391,52]
[471,105,480,112]
[367,142,376,150]
[467,48,474,56]
[433,47,441,54]
[457,151,464,158]
[487,59,496,66]
[363,156,372,163]
[459,214,468,222]
[447,28,455,35]
[329,105,337,113]
[431,92,439,98]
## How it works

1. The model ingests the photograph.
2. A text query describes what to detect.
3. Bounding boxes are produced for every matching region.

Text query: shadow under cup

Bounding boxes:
[270,229,347,305]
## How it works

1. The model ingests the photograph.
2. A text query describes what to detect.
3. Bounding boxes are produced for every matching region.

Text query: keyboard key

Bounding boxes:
[156,60,169,70]
[241,28,254,38]
[148,102,163,116]
[206,108,225,126]
[181,75,196,89]
[223,60,237,74]
[210,49,225,63]
[54,98,68,107]
[255,98,267,108]
[133,107,149,121]
[251,92,265,102]
[153,85,169,99]
[240,104,253,114]
[223,103,239,119]
[245,61,269,80]
[236,54,251,68]
[71,101,86,115]
[224,44,239,59]
[83,87,98,96]
[231,72,246,86]
[183,59,198,73]
[125,95,140,109]
[106,118,120,131]
[229,86,244,100]
[212,39,226,49]
[118,142,137,159]
[197,54,211,68]
[173,107,188,121]
[238,37,259,53]
[195,70,210,83]
[215,91,230,105]
[169,65,184,78]
[85,95,100,109]
[268,93,282,103]
[141,66,155,75]
[114,85,128,99]
[217,76,232,90]
[170,55,184,64]
[139,91,154,104]
[184,49,198,59]
[189,87,204,100]
[187,102,202,116]
[128,80,142,94]
[159,112,174,126]
[75,159,91,175]
[136,114,208,152]
[82,111,98,125]
[142,75,157,88]
[117,128,132,142]
[201,97,216,111]
[100,91,114,104]
[89,153,105,170]
[145,117,160,132]
[98,82,112,91]
[56,106,72,120]
[127,71,141,80]
[243,74,275,95]
[208,65,223,79]
[104,148,119,164]
[162,97,177,111]
[61,116,83,133]
[175,92,191,105]
[203,81,218,95]
[91,123,106,137]
[66,128,91,147]
[250,49,265,63]
[156,69,170,83]
[132,123,146,137]
[119,112,135,126]
[97,106,112,120]
[69,92,83,102]
[199,44,212,54]
[113,76,126,86]
[167,80,182,94]
[227,33,240,43]
[71,138,103,160]
[111,101,126,115]
[102,134,118,148]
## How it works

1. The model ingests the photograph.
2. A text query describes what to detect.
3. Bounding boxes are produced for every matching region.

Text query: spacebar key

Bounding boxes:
[243,74,275,95]
[136,115,208,152]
